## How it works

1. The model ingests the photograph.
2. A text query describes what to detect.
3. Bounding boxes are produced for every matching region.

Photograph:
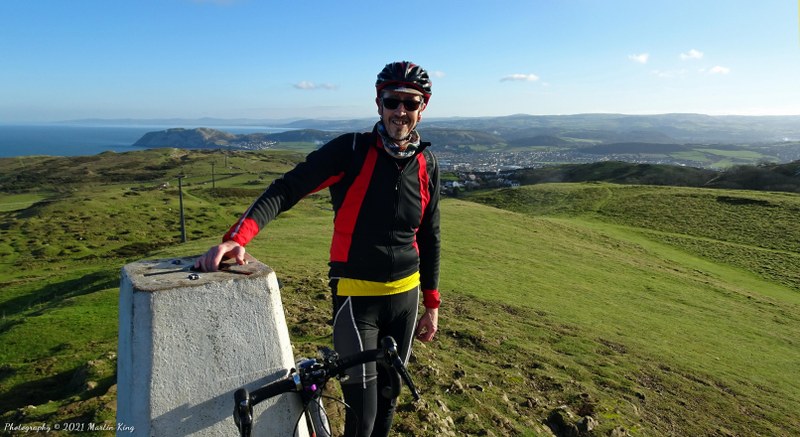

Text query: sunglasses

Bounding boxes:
[381,97,423,111]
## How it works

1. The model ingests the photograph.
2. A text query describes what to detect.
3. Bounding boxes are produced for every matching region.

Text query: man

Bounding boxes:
[195,61,440,436]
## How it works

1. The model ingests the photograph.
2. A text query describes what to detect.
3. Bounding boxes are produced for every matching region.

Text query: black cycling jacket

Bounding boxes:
[223,125,441,307]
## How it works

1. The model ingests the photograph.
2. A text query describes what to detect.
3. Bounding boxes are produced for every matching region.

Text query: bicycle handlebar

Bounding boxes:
[233,336,419,437]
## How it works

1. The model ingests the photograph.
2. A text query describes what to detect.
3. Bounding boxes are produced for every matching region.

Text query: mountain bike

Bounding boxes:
[232,336,420,437]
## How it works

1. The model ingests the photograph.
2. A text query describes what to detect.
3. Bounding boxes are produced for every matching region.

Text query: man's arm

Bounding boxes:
[196,135,354,271]
[417,150,441,341]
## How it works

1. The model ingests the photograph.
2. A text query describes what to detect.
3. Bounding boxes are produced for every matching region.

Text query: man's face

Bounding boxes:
[376,90,426,147]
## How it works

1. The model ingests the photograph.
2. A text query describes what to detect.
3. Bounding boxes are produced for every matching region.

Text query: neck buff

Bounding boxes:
[376,121,421,159]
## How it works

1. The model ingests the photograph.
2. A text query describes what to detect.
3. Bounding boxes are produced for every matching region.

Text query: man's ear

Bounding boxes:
[376,97,383,116]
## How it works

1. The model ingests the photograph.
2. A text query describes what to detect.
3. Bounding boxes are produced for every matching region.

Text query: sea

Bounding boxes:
[0,124,290,158]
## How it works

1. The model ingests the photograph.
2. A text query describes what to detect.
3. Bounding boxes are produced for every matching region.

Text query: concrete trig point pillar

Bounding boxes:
[117,255,308,436]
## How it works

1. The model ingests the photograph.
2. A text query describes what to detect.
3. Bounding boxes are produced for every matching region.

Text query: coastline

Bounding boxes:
[0,124,286,158]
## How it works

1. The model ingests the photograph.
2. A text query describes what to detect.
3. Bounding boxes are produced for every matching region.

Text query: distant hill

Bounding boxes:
[421,128,505,147]
[577,142,690,154]
[507,135,574,148]
[133,128,238,149]
[132,127,339,151]
[252,129,339,143]
[508,161,717,187]
[504,160,800,193]
[422,113,800,144]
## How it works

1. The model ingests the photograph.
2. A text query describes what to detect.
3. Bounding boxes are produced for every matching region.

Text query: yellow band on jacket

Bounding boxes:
[336,272,420,296]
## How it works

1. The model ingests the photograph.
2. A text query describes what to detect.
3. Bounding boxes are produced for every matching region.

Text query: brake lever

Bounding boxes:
[380,336,421,401]
[392,354,420,400]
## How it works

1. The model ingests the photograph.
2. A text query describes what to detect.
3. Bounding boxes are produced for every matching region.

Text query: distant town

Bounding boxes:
[436,144,800,173]
[439,148,622,172]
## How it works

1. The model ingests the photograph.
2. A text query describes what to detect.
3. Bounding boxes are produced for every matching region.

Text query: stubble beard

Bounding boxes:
[386,116,415,145]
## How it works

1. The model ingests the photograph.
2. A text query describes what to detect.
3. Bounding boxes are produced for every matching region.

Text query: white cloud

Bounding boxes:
[500,73,540,82]
[680,49,704,60]
[294,81,338,90]
[709,66,731,75]
[431,70,446,78]
[628,53,649,64]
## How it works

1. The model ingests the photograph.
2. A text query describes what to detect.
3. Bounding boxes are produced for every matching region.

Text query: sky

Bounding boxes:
[1,0,799,123]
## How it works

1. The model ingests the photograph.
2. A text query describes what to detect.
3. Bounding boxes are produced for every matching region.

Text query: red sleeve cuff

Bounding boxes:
[223,217,260,247]
[223,234,249,247]
[422,289,440,309]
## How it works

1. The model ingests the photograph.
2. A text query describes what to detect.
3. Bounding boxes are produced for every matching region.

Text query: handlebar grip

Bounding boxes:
[249,373,301,405]
[331,349,383,376]
[233,388,252,437]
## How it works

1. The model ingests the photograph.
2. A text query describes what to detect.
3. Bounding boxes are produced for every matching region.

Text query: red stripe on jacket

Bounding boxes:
[330,146,378,262]
[311,173,344,194]
[413,153,431,255]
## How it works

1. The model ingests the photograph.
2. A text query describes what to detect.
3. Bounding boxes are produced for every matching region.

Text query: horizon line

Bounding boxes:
[5,111,799,125]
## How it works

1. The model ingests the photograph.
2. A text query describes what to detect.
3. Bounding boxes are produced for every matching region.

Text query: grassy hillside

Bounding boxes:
[1,150,799,436]
[506,160,800,194]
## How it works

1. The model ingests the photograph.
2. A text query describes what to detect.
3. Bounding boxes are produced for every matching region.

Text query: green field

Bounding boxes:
[0,193,52,212]
[1,149,799,436]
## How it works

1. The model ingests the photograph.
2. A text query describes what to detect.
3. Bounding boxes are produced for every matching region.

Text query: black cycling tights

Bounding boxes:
[332,286,418,437]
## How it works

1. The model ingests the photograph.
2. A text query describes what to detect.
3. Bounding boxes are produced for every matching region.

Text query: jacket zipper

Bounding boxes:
[388,160,408,281]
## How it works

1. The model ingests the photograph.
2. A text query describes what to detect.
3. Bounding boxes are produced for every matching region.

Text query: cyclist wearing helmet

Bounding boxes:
[196,61,440,437]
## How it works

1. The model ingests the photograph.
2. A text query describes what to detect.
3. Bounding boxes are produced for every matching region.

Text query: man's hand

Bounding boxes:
[415,307,438,342]
[194,240,247,272]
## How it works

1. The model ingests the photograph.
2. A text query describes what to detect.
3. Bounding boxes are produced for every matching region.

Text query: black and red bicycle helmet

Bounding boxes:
[376,61,432,103]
